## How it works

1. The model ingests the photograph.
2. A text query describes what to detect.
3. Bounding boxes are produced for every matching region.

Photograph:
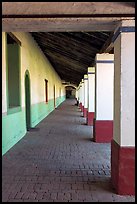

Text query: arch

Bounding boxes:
[64,84,77,89]
[24,69,31,131]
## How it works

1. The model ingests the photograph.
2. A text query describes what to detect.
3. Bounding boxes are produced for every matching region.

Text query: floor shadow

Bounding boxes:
[80,137,93,142]
[28,127,40,132]
[81,122,87,125]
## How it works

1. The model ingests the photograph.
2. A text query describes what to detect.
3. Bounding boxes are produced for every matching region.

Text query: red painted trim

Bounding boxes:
[111,140,135,195]
[87,111,94,125]
[83,108,88,118]
[82,105,84,114]
[79,102,82,111]
[93,119,113,142]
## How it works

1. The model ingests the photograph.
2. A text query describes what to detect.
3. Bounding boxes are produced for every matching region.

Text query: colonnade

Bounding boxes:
[76,19,135,196]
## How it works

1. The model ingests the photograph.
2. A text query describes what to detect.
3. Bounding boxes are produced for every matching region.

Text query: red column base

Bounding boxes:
[82,105,84,115]
[93,119,113,142]
[83,108,88,118]
[111,140,135,195]
[79,102,82,111]
[87,111,94,125]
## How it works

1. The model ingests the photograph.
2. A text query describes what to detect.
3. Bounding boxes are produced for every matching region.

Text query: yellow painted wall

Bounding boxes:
[2,32,66,155]
[2,32,66,112]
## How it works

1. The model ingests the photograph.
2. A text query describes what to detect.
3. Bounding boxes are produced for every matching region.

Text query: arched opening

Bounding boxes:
[25,70,31,131]
[65,86,76,99]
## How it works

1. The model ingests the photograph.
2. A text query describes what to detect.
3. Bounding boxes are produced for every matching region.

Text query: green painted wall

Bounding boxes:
[2,32,66,155]
[2,110,26,155]
[31,96,65,127]
[2,96,66,155]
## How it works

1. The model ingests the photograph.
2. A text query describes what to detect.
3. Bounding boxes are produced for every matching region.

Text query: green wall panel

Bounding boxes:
[31,96,65,127]
[2,96,65,155]
[2,110,26,155]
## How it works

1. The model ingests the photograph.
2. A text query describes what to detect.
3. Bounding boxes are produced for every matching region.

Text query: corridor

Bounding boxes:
[2,99,135,202]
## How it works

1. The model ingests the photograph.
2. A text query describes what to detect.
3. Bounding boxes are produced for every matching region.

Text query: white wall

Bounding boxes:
[96,53,114,120]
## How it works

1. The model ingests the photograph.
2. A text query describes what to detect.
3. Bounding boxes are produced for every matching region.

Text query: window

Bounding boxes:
[45,79,48,103]
[60,88,61,97]
[7,33,21,111]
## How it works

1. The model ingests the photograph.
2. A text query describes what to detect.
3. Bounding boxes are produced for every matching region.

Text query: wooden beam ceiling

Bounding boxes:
[31,32,111,85]
[2,2,134,85]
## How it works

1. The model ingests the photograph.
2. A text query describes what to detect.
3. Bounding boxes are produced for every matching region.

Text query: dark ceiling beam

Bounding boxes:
[99,31,114,53]
[40,45,92,66]
[32,34,95,63]
[32,33,96,57]
[82,32,107,42]
[54,32,100,53]
[57,70,82,85]
[45,51,88,72]
[60,32,105,48]
[37,32,99,54]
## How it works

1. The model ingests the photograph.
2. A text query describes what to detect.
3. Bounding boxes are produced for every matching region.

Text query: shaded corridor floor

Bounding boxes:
[2,99,135,202]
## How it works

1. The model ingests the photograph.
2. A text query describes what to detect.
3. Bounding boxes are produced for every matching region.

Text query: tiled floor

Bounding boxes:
[2,99,135,202]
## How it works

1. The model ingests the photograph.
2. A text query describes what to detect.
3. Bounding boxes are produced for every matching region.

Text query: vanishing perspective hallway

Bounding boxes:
[2,99,135,202]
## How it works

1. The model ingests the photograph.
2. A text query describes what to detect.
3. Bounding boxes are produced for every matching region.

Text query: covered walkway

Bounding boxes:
[2,99,134,202]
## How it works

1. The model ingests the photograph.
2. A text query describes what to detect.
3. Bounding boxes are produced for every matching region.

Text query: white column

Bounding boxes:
[83,74,88,118]
[81,79,84,107]
[93,53,114,142]
[76,88,78,100]
[87,67,95,125]
[111,19,135,195]
[79,82,82,111]
[113,20,135,147]
[95,53,114,121]
[77,85,80,102]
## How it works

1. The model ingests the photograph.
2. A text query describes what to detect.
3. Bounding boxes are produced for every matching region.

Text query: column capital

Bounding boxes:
[96,53,114,63]
[84,74,88,80]
[112,19,135,43]
[88,67,95,74]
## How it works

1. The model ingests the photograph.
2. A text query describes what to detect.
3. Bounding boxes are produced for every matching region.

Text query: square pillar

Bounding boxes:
[83,74,88,118]
[93,53,114,142]
[111,20,135,195]
[81,79,84,114]
[87,67,95,126]
[79,82,82,110]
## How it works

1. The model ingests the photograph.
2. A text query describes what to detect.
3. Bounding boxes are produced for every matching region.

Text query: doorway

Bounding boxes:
[25,72,31,131]
[54,85,56,108]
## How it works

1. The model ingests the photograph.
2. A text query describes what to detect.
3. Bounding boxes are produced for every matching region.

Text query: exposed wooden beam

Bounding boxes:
[2,17,125,32]
[32,33,96,59]
[2,2,135,16]
[99,32,114,53]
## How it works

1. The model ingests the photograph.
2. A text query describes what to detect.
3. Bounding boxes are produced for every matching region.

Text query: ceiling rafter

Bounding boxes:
[31,31,111,85]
